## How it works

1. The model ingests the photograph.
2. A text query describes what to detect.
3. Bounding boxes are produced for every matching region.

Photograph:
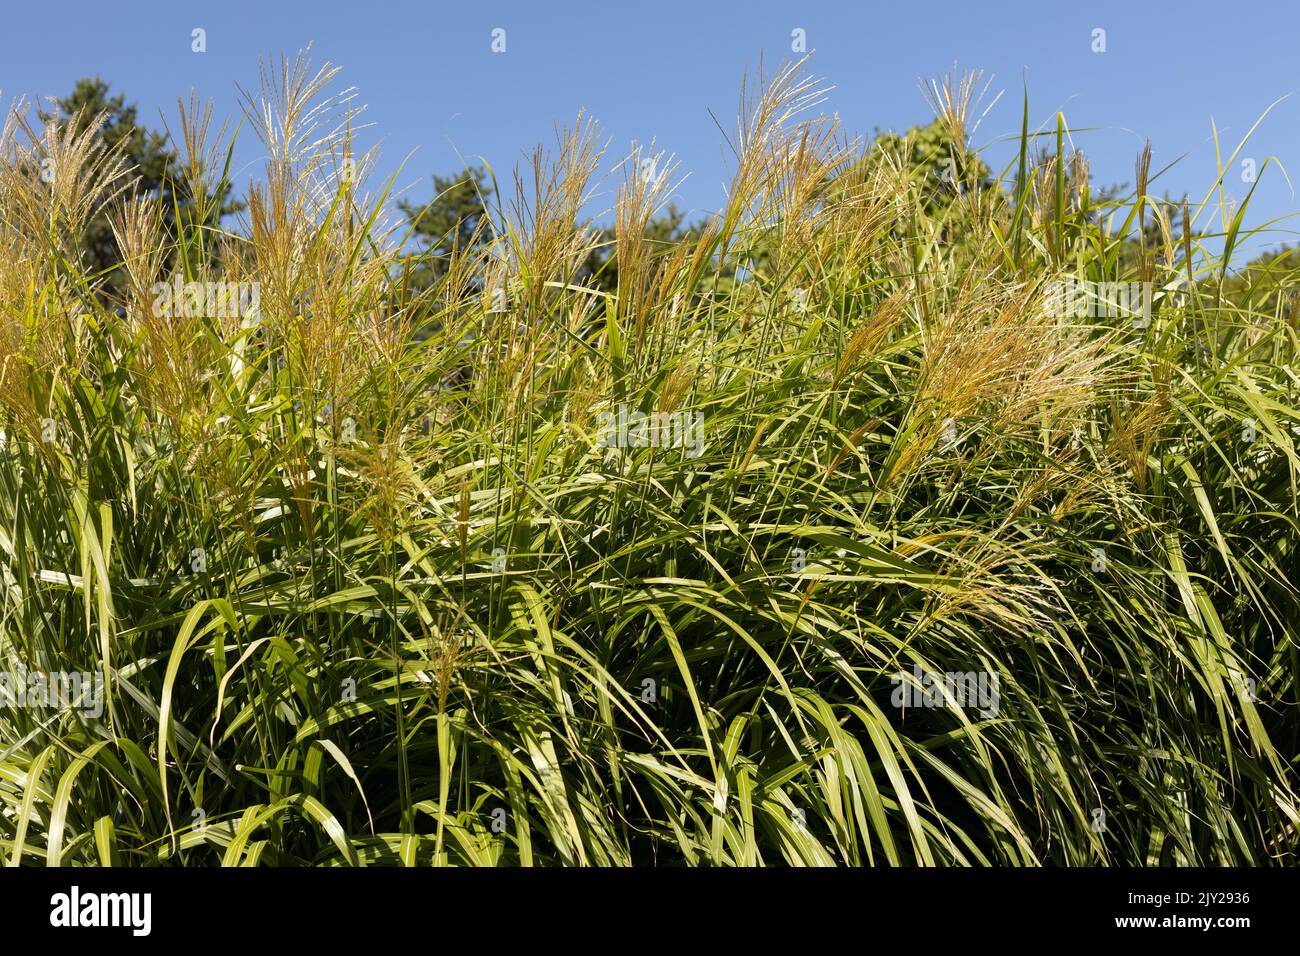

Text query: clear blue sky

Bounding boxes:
[2,0,1296,259]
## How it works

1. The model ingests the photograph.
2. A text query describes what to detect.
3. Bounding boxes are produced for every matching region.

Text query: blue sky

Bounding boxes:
[2,0,1297,259]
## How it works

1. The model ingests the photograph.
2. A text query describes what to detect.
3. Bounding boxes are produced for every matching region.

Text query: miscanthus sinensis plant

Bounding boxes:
[0,52,1296,866]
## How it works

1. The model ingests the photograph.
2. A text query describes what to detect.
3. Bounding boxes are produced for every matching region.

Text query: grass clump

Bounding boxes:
[0,53,1297,866]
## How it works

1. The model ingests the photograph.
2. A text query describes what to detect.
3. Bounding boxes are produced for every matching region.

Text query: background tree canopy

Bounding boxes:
[38,77,241,300]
